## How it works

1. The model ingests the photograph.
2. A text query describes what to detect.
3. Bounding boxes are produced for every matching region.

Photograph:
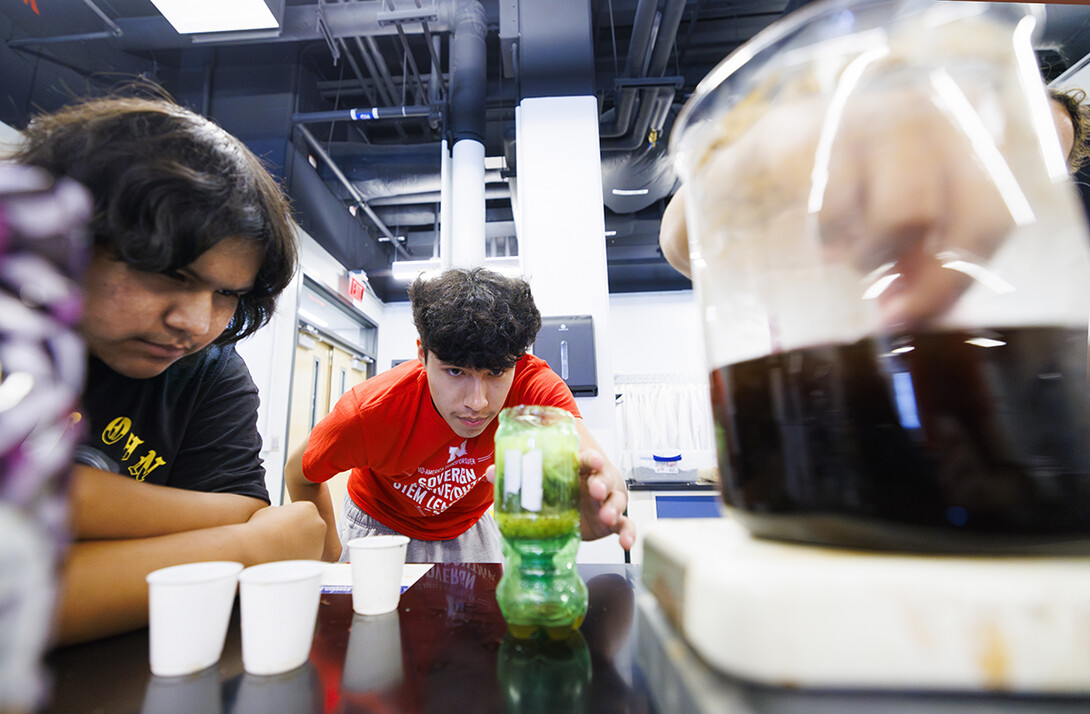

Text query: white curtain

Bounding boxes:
[613,374,715,473]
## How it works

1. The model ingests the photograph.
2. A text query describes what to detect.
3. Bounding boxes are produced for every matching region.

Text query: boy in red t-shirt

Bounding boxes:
[286,267,634,562]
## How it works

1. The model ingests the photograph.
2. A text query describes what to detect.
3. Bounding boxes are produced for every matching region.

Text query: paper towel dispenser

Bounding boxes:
[533,315,598,397]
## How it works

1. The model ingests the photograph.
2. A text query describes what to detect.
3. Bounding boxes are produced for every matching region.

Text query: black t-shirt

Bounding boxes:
[75,344,270,503]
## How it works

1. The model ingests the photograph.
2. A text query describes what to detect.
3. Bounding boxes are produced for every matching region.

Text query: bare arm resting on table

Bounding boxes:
[69,466,268,538]
[284,438,344,562]
[54,466,326,646]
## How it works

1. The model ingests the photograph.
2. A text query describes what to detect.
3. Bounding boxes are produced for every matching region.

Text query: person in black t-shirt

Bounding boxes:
[12,92,327,645]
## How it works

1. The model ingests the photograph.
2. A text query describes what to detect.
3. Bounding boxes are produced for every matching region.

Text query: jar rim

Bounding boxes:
[500,404,575,427]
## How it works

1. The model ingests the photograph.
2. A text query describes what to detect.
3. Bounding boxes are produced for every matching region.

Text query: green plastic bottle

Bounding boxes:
[494,405,588,639]
[497,631,591,713]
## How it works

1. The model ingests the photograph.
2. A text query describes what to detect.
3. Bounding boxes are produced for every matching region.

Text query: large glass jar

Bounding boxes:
[671,0,1090,552]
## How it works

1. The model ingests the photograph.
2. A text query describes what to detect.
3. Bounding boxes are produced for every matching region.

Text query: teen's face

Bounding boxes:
[419,343,516,439]
[81,236,263,379]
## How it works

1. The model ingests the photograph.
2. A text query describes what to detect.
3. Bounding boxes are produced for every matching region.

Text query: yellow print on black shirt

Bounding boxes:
[100,415,167,481]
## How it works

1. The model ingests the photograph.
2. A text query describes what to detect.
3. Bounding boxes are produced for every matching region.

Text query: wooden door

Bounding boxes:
[317,345,370,525]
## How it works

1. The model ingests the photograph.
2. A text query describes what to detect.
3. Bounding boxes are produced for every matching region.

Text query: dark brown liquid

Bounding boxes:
[713,327,1090,552]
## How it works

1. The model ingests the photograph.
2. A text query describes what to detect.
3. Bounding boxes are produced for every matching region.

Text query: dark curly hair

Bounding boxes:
[1050,86,1090,173]
[12,93,297,345]
[409,267,542,370]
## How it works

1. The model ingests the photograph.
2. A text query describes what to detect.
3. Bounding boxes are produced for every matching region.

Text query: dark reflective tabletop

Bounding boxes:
[43,563,653,714]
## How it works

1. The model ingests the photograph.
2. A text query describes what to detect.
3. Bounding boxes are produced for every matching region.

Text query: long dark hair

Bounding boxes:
[13,93,297,344]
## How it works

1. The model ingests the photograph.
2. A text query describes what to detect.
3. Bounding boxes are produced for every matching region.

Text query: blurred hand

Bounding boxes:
[576,447,636,549]
[664,85,1075,330]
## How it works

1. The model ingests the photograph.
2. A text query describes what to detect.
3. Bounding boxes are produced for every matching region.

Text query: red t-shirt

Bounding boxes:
[302,354,580,540]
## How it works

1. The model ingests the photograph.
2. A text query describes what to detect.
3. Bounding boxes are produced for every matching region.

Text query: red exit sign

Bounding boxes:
[348,276,366,301]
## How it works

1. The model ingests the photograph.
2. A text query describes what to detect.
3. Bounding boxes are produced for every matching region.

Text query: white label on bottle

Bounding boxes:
[503,449,523,496]
[520,450,543,512]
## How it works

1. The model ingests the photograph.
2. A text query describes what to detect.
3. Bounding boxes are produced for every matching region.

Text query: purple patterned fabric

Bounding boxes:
[0,164,90,549]
[0,163,91,709]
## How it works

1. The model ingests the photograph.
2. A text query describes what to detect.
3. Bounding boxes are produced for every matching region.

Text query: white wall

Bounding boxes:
[375,300,417,373]
[609,290,704,377]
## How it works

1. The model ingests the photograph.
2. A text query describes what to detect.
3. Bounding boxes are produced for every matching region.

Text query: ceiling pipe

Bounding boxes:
[601,85,678,152]
[9,0,121,47]
[421,9,447,97]
[8,30,114,48]
[337,36,382,107]
[296,124,413,260]
[601,0,687,151]
[291,105,437,123]
[361,35,405,104]
[390,23,431,104]
[369,182,507,206]
[599,0,658,138]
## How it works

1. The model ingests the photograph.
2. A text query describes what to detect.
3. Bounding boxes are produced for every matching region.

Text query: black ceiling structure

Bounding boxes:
[3,0,1090,302]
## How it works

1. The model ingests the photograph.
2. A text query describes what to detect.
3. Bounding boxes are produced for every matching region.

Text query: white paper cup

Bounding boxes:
[342,611,404,693]
[146,561,243,677]
[238,560,324,676]
[347,535,409,615]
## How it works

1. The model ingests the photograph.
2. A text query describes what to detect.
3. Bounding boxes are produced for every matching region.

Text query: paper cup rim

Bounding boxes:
[238,559,325,584]
[146,560,243,586]
[347,535,410,550]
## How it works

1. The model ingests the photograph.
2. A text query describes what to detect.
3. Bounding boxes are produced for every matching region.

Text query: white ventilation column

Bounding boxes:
[515,95,616,459]
[439,138,453,269]
[450,137,486,267]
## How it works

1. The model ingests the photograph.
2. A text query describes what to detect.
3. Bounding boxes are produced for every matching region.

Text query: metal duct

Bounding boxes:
[517,0,595,98]
[600,126,678,213]
[450,0,487,143]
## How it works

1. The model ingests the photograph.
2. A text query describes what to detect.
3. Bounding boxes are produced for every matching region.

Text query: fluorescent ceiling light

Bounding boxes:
[391,259,442,282]
[150,0,279,34]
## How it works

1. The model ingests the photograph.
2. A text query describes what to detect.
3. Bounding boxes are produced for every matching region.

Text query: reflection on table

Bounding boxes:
[43,563,651,714]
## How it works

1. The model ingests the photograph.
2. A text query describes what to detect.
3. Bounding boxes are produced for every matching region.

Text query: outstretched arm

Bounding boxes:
[284,440,343,562]
[54,501,326,646]
[573,419,636,550]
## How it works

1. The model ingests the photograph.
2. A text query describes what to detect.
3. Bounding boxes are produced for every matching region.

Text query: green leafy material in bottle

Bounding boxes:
[494,405,588,637]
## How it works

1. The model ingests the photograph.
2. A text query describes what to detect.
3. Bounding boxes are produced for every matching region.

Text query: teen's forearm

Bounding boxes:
[284,443,342,561]
[53,501,326,646]
[69,466,266,540]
